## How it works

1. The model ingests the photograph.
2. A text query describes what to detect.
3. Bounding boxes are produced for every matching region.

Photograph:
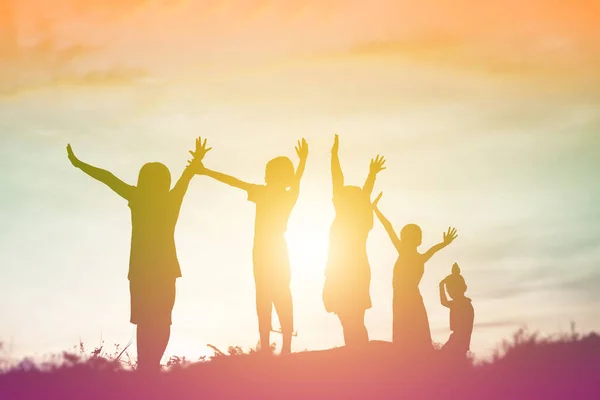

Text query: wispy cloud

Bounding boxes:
[0,1,148,97]
[3,0,599,95]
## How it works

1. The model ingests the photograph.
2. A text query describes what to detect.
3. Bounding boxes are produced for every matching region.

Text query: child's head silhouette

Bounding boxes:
[445,263,467,299]
[265,156,295,188]
[334,185,374,231]
[137,162,171,194]
[400,223,422,247]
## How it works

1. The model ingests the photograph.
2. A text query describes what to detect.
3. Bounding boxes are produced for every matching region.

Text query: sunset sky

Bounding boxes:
[1,0,599,361]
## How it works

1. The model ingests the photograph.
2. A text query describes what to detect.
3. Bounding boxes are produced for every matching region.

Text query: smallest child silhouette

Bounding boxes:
[439,263,474,359]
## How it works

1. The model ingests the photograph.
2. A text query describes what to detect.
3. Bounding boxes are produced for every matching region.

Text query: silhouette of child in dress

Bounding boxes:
[323,134,386,347]
[372,193,458,354]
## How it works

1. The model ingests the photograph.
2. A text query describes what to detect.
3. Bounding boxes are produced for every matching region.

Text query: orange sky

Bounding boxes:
[2,0,600,97]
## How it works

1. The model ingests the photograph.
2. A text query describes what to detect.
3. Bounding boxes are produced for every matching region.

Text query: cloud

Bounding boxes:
[432,319,524,334]
[474,320,524,330]
[0,1,148,97]
[5,1,600,71]
[0,68,148,98]
[342,39,600,78]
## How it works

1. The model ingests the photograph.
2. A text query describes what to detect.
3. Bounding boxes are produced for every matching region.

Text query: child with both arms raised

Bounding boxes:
[66,138,211,372]
[191,138,308,355]
[372,192,458,354]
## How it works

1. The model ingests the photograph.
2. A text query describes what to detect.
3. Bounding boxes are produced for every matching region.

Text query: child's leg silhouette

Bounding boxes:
[131,278,176,371]
[355,311,369,345]
[136,327,149,368]
[338,310,368,347]
[273,284,293,355]
[137,324,170,372]
[255,279,273,352]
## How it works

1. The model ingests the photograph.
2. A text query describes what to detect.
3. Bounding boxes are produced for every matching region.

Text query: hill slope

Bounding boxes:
[1,333,599,399]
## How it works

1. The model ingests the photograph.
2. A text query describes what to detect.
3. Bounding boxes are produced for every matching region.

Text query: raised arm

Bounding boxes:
[363,155,386,197]
[201,169,254,192]
[189,137,254,192]
[289,138,308,200]
[331,134,344,197]
[439,280,451,308]
[66,144,134,200]
[422,227,458,263]
[372,192,402,251]
[172,137,212,204]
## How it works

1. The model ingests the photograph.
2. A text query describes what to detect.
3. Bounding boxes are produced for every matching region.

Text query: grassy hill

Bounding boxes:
[1,330,599,399]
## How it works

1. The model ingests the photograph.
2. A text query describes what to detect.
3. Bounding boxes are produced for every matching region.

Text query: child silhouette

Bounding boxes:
[372,192,458,354]
[439,263,474,359]
[191,138,308,355]
[66,138,211,372]
[323,134,386,347]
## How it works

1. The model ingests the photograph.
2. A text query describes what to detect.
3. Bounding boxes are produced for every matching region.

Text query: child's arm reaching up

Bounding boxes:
[66,144,134,200]
[422,227,458,263]
[190,138,255,192]
[331,134,344,198]
[372,192,402,252]
[289,138,308,200]
[439,279,452,308]
[200,168,255,192]
[363,155,386,197]
[172,137,212,204]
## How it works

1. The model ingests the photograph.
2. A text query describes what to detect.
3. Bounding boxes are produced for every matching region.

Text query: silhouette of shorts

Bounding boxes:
[129,278,176,326]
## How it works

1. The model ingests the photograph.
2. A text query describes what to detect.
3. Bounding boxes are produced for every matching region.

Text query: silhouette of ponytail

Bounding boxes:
[451,262,461,276]
[446,263,467,294]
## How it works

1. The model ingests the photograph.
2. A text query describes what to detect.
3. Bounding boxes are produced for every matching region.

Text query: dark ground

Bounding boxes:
[1,333,599,400]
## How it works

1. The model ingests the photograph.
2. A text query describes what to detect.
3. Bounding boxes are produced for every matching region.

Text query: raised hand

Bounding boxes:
[443,227,458,245]
[332,134,339,155]
[295,138,308,160]
[187,137,211,174]
[186,153,207,173]
[369,155,386,175]
[190,137,212,162]
[65,144,134,199]
[66,144,81,168]
[186,158,206,174]
[372,191,383,209]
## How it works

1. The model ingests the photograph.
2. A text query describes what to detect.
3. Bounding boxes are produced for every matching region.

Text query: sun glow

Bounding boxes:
[286,209,332,280]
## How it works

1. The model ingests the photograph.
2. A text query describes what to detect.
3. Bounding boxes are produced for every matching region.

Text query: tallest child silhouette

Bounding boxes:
[191,138,308,355]
[66,139,211,372]
[323,135,386,347]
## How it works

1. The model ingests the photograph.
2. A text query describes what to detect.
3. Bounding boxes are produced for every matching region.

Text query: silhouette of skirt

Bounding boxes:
[323,270,372,315]
[392,288,432,351]
[129,278,176,326]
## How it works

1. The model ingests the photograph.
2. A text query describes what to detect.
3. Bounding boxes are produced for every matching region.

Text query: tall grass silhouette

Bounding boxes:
[1,328,598,399]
